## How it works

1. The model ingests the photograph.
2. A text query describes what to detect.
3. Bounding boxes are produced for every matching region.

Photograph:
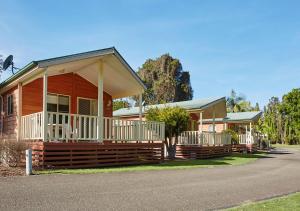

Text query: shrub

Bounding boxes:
[224,129,239,144]
[0,139,28,167]
[146,106,190,159]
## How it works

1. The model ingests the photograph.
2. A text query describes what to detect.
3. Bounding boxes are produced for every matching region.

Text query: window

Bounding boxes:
[78,98,97,115]
[47,94,70,113]
[7,95,13,116]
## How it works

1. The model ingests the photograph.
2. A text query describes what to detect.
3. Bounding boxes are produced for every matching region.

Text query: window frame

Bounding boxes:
[6,94,14,116]
[77,97,98,116]
[47,93,71,114]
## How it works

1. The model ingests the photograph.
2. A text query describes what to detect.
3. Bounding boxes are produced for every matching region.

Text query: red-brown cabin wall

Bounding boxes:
[1,86,18,139]
[22,73,113,117]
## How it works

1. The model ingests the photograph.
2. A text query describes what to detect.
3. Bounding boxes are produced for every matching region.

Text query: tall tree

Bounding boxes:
[261,97,282,143]
[136,54,193,105]
[226,89,245,112]
[259,90,300,145]
[254,103,260,111]
[226,89,259,112]
[279,88,300,144]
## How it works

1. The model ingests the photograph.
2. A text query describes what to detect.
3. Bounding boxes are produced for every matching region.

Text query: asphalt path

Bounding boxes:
[1,148,299,211]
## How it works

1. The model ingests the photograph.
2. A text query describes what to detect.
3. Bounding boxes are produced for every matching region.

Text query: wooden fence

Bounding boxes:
[31,142,164,169]
[232,144,258,153]
[176,145,232,159]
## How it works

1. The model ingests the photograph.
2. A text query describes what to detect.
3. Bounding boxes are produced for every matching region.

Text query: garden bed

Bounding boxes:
[0,164,25,177]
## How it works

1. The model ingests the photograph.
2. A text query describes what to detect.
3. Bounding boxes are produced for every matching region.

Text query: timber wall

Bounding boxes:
[1,86,19,139]
[31,142,164,169]
[232,144,257,153]
[176,145,232,159]
[22,73,113,116]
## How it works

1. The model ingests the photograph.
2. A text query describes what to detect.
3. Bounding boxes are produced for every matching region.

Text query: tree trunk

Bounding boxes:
[165,136,177,159]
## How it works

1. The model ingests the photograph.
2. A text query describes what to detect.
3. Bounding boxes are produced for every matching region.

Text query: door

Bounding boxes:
[78,98,97,139]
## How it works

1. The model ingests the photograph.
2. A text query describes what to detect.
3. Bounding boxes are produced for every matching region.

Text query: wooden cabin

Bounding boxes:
[114,98,232,158]
[202,111,263,152]
[0,47,165,168]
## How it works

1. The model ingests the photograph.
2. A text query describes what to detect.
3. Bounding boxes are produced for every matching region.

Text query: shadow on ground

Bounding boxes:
[230,152,271,159]
[268,149,293,155]
[159,152,272,168]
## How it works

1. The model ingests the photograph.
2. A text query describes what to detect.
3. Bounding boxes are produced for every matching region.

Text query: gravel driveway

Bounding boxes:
[1,149,300,211]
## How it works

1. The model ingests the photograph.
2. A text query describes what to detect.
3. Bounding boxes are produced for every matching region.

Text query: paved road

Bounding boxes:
[1,149,300,211]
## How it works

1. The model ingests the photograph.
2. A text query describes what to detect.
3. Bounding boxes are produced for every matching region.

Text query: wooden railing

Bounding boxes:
[103,117,165,141]
[178,131,231,145]
[238,133,259,145]
[20,112,43,140]
[47,112,98,141]
[21,112,165,142]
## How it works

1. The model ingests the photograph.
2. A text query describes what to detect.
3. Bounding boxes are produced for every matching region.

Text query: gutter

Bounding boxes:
[0,62,38,89]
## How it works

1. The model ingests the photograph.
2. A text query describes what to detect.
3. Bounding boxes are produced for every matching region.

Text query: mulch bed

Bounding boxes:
[0,164,25,177]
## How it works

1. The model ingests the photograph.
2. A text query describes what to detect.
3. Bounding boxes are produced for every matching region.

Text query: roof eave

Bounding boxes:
[0,61,38,89]
[199,97,226,110]
[0,47,146,91]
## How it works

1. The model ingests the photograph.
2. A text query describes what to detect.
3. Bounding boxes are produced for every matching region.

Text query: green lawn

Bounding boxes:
[273,144,300,150]
[35,152,267,175]
[226,192,300,211]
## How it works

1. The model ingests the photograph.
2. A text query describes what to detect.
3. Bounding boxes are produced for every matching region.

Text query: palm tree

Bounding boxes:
[226,89,245,112]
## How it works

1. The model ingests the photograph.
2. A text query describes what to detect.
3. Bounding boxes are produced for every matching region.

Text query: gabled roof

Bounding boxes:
[203,111,262,123]
[113,97,226,117]
[0,47,146,90]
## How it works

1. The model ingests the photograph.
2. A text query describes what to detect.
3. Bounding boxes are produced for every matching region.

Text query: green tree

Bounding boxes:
[254,102,260,111]
[226,89,259,112]
[136,54,193,105]
[279,88,300,144]
[260,97,282,143]
[113,99,130,111]
[226,89,245,112]
[146,106,189,159]
[237,101,253,112]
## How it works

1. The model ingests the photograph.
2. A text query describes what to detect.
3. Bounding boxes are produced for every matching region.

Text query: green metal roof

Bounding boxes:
[203,111,262,123]
[0,47,146,89]
[113,97,226,117]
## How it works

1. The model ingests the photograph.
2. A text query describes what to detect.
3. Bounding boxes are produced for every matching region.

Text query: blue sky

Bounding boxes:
[1,0,300,108]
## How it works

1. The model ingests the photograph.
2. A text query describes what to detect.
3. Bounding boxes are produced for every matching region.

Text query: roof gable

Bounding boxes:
[0,47,146,90]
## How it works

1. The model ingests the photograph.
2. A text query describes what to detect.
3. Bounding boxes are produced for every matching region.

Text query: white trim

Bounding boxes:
[199,111,203,133]
[17,83,22,141]
[42,70,48,141]
[47,93,71,113]
[212,109,216,145]
[97,61,104,142]
[0,66,40,95]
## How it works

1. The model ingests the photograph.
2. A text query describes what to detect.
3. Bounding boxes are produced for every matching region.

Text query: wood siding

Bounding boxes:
[176,145,232,159]
[22,73,113,116]
[1,86,19,139]
[31,142,164,169]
